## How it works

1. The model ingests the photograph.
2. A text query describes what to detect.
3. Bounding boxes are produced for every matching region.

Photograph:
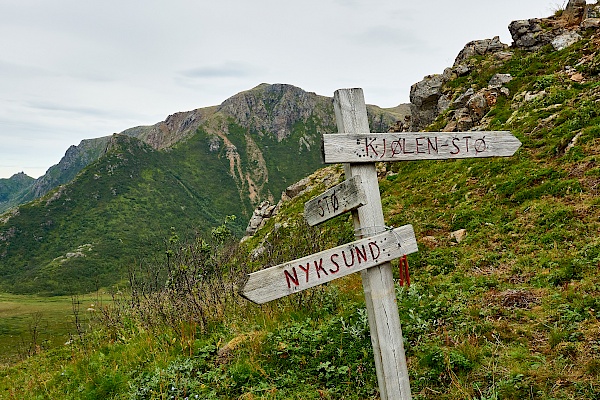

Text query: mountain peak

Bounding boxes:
[217,83,327,141]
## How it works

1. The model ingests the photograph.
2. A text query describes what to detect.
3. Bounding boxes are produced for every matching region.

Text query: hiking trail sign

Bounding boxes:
[303,175,367,226]
[240,88,521,400]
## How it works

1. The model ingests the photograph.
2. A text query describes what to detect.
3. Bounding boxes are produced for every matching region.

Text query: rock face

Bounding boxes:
[409,74,446,131]
[410,37,510,131]
[122,107,216,150]
[442,74,513,133]
[507,1,599,53]
[454,37,508,66]
[508,19,555,51]
[408,3,600,132]
[218,84,329,141]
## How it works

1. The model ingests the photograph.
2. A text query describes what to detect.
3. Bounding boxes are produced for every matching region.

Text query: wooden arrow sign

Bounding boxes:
[322,131,521,163]
[240,224,418,304]
[304,175,367,226]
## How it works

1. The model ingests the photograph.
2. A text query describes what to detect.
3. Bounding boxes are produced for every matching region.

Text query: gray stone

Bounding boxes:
[245,200,277,236]
[552,31,582,51]
[409,74,445,108]
[581,18,600,28]
[509,19,553,51]
[453,36,507,66]
[437,94,451,115]
[494,51,514,62]
[488,73,513,88]
[453,88,475,108]
[409,74,446,130]
[453,64,471,76]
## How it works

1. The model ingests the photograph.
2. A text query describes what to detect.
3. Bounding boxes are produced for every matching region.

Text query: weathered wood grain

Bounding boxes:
[322,131,521,163]
[303,175,367,226]
[333,88,413,400]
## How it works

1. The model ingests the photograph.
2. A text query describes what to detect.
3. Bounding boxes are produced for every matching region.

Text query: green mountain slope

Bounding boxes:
[0,173,34,211]
[0,138,110,215]
[0,84,401,295]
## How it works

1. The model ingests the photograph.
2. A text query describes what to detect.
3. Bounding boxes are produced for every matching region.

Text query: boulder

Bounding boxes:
[581,18,600,28]
[453,88,475,108]
[409,74,446,131]
[488,73,513,89]
[509,19,555,51]
[453,36,508,66]
[552,31,582,51]
[244,201,277,236]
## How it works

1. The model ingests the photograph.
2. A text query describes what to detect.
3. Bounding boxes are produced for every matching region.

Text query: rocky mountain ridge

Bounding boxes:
[407,0,600,132]
[0,84,405,215]
[0,83,403,294]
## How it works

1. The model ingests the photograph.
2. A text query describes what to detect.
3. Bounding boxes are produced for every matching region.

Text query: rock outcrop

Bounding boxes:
[409,74,447,131]
[410,37,511,131]
[218,84,329,141]
[408,2,600,132]
[454,36,508,66]
[242,166,341,242]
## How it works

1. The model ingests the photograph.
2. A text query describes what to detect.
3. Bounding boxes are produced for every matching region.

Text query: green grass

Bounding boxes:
[0,292,104,364]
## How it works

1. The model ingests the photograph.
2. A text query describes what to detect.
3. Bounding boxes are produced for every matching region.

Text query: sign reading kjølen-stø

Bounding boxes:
[322,131,521,163]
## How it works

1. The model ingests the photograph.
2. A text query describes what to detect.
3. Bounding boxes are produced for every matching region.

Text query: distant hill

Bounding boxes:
[0,83,404,294]
[0,172,35,209]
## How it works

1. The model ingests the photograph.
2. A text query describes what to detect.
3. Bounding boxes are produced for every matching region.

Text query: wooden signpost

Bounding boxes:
[240,88,521,400]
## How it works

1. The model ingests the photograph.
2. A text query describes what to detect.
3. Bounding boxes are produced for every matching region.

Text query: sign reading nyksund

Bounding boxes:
[322,131,521,163]
[240,224,418,304]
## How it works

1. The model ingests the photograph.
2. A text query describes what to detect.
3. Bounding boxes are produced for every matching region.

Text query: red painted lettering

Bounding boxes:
[463,136,472,152]
[427,137,438,154]
[475,136,486,153]
[355,245,368,263]
[329,253,340,273]
[317,198,325,217]
[314,258,328,279]
[365,138,378,157]
[299,263,310,283]
[391,140,402,156]
[342,250,355,267]
[369,242,381,261]
[451,137,460,155]
[402,138,414,154]
[416,137,426,154]
[284,267,299,288]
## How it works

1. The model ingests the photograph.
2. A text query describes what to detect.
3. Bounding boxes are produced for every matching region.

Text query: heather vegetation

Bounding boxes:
[3,23,600,400]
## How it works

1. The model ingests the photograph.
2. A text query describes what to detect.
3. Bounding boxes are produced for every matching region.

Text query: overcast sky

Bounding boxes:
[0,0,567,179]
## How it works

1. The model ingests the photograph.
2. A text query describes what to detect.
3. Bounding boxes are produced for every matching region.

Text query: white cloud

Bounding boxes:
[0,0,555,178]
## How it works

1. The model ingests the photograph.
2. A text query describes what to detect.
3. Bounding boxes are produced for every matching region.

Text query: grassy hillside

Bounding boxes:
[0,122,327,295]
[0,173,35,214]
[3,23,600,400]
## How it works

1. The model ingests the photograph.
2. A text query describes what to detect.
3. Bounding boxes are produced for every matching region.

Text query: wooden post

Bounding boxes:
[333,88,412,400]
